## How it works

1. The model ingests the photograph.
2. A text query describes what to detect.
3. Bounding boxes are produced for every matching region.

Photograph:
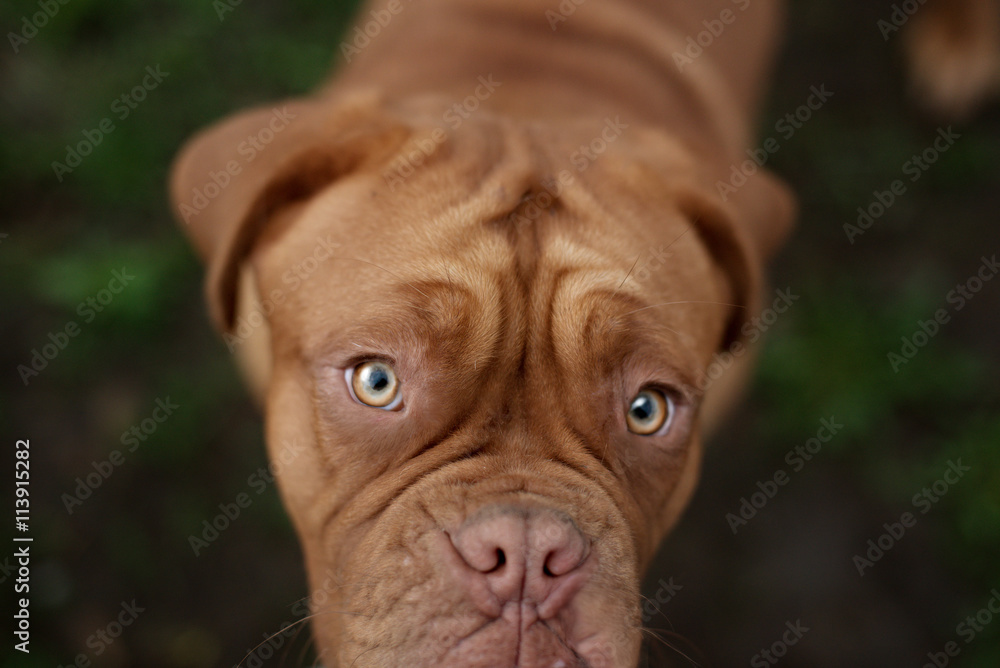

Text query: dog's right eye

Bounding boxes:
[626,388,673,435]
[346,361,402,410]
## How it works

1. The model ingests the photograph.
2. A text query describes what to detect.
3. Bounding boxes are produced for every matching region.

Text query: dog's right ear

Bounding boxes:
[902,0,1000,120]
[169,92,412,333]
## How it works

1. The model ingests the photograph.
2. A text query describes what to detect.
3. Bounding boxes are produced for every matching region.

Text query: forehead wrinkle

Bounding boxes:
[303,258,501,363]
[546,242,643,365]
[546,259,703,390]
[400,272,507,368]
[417,124,541,237]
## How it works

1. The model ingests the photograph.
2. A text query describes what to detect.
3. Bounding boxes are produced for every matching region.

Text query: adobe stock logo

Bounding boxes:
[699,287,800,393]
[17,268,135,386]
[725,416,842,534]
[62,397,179,514]
[382,75,502,190]
[750,619,810,667]
[55,600,145,668]
[338,0,411,62]
[671,0,752,72]
[888,254,998,372]
[7,0,72,54]
[178,106,297,223]
[844,126,960,244]
[546,0,589,30]
[51,65,170,182]
[715,85,833,202]
[923,589,1000,668]
[224,234,340,351]
[877,0,929,41]
[853,459,970,576]
[188,439,305,556]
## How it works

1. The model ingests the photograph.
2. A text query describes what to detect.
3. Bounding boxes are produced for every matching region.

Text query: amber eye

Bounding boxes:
[626,389,673,435]
[347,361,401,409]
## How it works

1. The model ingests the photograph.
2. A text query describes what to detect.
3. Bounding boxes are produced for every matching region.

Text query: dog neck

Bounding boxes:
[329,0,786,164]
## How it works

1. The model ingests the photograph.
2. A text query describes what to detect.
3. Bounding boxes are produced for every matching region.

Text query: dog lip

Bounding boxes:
[442,603,590,668]
[448,614,504,651]
[536,563,591,620]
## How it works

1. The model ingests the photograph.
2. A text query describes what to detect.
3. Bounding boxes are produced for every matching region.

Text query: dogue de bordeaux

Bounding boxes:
[170,0,998,664]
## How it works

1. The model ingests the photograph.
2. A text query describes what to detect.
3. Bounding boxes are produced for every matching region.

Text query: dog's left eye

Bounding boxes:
[346,361,402,410]
[626,389,673,435]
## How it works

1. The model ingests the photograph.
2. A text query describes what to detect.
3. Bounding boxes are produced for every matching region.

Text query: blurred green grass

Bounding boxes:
[2,0,999,666]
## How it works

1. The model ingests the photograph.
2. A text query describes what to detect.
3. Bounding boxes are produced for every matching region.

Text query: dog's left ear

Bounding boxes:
[666,175,789,347]
[723,168,797,265]
[677,165,797,348]
[669,166,796,434]
[169,91,412,333]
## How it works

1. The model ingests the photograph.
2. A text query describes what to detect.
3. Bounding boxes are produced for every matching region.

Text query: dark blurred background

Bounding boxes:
[2,0,998,666]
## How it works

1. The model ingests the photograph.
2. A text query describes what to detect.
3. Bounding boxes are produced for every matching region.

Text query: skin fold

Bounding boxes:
[170,0,808,665]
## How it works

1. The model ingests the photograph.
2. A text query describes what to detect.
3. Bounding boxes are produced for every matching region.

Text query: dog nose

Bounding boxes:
[447,507,590,618]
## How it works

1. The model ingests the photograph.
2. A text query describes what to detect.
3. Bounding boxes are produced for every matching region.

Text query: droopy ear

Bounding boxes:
[169,91,412,332]
[677,164,797,341]
[670,184,764,348]
[591,126,797,347]
[670,171,795,436]
[721,167,797,265]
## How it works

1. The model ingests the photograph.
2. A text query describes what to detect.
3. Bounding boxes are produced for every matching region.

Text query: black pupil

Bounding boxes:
[369,368,389,392]
[631,394,654,421]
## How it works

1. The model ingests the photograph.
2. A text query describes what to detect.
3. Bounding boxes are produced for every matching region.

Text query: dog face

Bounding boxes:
[172,96,792,667]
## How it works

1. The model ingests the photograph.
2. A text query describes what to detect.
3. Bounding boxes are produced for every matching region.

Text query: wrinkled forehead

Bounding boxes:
[255,167,724,382]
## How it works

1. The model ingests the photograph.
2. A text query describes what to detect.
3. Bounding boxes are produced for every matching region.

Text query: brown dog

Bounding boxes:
[170,0,997,665]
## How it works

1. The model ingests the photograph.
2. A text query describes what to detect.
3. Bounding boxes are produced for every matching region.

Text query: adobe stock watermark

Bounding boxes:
[237,620,301,668]
[888,254,997,372]
[546,0,589,30]
[877,0,929,41]
[339,0,412,62]
[853,458,970,576]
[51,65,170,182]
[640,576,683,623]
[844,126,960,244]
[619,245,674,290]
[224,234,340,351]
[237,568,347,668]
[698,287,799,393]
[56,600,145,668]
[17,267,135,386]
[672,0,751,71]
[570,576,683,667]
[716,84,833,202]
[382,74,502,190]
[566,115,629,172]
[498,116,629,234]
[922,588,1000,668]
[62,397,179,514]
[178,106,297,223]
[726,416,843,534]
[750,619,810,667]
[525,482,682,624]
[502,172,573,232]
[188,439,305,556]
[214,0,244,21]
[0,552,19,586]
[8,0,72,54]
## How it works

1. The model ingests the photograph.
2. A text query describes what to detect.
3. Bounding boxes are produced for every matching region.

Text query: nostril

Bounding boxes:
[542,549,569,578]
[542,539,587,578]
[443,509,593,619]
[487,548,506,573]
